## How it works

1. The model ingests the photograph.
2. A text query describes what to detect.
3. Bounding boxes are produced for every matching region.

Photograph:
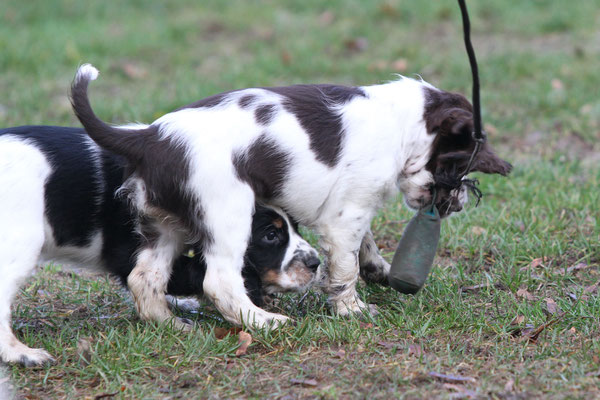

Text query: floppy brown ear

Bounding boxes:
[437,108,474,136]
[472,147,512,176]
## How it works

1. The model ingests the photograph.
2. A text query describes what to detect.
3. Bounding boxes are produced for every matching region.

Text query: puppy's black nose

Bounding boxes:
[306,256,321,271]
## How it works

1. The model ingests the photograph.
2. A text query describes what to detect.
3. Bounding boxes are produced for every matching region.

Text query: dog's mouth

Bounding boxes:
[262,259,320,294]
[432,175,482,218]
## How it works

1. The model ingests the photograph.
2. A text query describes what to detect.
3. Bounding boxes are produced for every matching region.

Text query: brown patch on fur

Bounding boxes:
[262,270,281,285]
[272,218,284,229]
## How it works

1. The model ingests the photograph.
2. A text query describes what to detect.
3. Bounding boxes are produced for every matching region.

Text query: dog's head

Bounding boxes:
[243,204,320,304]
[402,85,512,217]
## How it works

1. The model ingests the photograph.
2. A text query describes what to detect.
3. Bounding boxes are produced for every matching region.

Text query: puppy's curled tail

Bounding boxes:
[70,64,149,162]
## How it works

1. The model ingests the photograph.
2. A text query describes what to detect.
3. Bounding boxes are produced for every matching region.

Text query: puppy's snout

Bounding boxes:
[305,255,321,271]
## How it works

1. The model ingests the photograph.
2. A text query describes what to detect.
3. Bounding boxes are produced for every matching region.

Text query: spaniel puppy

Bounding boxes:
[71,65,511,329]
[0,125,320,366]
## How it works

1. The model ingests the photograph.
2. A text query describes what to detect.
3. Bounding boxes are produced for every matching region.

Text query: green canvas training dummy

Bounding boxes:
[388,204,441,294]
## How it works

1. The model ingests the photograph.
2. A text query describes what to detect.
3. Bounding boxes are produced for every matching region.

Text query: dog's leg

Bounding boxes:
[0,251,54,366]
[0,147,54,366]
[127,226,192,330]
[318,207,376,316]
[358,230,390,285]
[200,187,289,329]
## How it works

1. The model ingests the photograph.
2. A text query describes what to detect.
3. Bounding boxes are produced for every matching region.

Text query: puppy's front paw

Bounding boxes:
[244,311,290,330]
[2,345,55,367]
[171,316,196,332]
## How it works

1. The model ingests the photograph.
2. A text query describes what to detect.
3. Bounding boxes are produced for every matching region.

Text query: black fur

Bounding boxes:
[254,104,277,125]
[232,134,292,200]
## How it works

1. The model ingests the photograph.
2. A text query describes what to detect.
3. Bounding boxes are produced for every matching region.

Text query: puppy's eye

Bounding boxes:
[263,230,279,244]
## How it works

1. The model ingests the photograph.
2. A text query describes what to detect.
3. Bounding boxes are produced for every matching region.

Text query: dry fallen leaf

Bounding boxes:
[544,298,559,315]
[335,349,346,358]
[566,262,589,274]
[504,378,515,392]
[120,62,147,80]
[516,316,562,343]
[360,322,374,329]
[428,371,476,383]
[408,344,424,358]
[318,11,335,25]
[551,78,564,90]
[214,327,242,339]
[584,282,599,294]
[510,315,525,326]
[443,383,478,398]
[392,58,408,72]
[516,288,535,301]
[290,378,318,387]
[471,226,487,236]
[344,37,368,52]
[76,337,93,365]
[377,341,396,350]
[235,331,252,356]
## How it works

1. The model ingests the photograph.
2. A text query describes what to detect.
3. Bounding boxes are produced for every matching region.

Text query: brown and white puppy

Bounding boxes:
[0,125,320,366]
[71,65,511,329]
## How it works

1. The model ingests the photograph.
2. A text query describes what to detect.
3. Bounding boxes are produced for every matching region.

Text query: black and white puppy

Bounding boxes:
[0,126,320,367]
[71,65,511,329]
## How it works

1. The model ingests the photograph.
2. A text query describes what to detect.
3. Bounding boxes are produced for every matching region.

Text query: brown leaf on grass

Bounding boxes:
[428,371,476,383]
[516,316,563,343]
[280,50,292,65]
[408,344,424,358]
[392,58,408,72]
[290,378,318,387]
[520,257,549,272]
[334,349,346,358]
[510,315,525,326]
[443,383,478,398]
[318,11,335,26]
[344,37,368,52]
[214,327,242,339]
[359,322,374,329]
[120,62,147,80]
[94,386,125,400]
[368,60,389,72]
[516,288,535,301]
[584,282,599,294]
[377,341,396,350]
[76,337,93,365]
[551,78,564,90]
[504,379,515,392]
[593,355,600,364]
[471,226,487,236]
[235,331,252,356]
[544,298,559,315]
[566,262,589,274]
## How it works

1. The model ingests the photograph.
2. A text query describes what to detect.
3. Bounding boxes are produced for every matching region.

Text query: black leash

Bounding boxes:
[433,0,486,210]
[457,0,486,178]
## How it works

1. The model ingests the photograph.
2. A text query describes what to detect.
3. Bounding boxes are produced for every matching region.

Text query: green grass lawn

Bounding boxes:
[1,0,599,398]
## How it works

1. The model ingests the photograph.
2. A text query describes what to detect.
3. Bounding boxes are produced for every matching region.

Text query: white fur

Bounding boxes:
[0,136,54,365]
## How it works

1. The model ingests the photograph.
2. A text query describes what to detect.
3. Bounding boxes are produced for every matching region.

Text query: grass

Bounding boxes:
[1,0,599,398]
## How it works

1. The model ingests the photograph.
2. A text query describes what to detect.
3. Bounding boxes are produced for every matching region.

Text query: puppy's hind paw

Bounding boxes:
[332,297,378,319]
